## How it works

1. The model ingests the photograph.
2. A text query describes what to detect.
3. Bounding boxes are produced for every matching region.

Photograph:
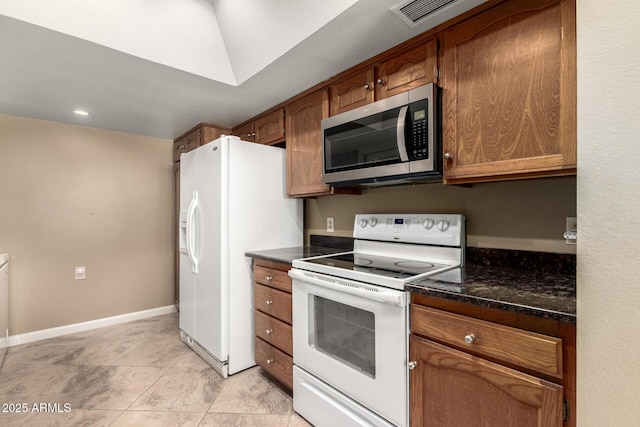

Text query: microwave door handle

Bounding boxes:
[396,105,409,162]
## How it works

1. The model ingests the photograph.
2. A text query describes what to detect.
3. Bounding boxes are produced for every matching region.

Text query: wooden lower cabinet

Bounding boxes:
[409,296,575,427]
[410,335,563,427]
[252,260,293,390]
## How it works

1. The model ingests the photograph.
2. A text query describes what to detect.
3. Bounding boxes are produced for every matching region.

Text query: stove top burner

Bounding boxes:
[303,252,453,282]
[395,260,434,269]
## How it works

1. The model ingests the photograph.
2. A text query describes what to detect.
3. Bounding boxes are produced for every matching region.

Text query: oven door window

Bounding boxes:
[310,295,376,378]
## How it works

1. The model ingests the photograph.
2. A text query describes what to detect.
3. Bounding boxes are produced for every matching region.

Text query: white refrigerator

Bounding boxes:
[178,135,302,377]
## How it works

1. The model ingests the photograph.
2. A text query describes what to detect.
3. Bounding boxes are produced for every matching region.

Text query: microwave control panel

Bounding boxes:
[409,104,429,160]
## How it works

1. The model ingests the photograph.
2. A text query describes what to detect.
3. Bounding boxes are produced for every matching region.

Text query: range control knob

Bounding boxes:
[370,218,378,227]
[360,219,369,228]
[422,218,435,230]
[437,220,450,232]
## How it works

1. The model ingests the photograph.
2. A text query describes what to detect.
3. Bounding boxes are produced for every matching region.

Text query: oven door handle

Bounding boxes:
[289,269,407,307]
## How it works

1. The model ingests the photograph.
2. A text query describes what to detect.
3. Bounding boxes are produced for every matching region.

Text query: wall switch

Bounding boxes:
[565,217,577,245]
[75,266,86,280]
[327,217,335,233]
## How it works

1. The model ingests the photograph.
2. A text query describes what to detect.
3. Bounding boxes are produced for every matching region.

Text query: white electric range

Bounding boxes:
[289,214,465,427]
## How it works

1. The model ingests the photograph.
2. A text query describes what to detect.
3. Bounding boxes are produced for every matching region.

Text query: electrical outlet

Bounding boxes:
[565,217,577,245]
[327,217,335,233]
[75,266,86,280]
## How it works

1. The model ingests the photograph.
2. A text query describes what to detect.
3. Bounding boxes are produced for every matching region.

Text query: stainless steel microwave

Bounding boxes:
[322,83,441,187]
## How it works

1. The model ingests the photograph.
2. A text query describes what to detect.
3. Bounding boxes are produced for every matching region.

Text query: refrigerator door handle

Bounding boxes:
[186,191,199,274]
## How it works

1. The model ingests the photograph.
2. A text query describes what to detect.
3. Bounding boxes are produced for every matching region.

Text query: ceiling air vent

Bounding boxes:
[391,0,488,28]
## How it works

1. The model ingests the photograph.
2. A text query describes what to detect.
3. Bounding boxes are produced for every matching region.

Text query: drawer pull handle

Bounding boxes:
[265,300,273,305]
[408,361,417,370]
[464,334,476,344]
[266,329,273,335]
[266,358,274,365]
[265,276,273,281]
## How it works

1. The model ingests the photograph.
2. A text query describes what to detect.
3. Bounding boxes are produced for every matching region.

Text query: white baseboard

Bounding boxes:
[5,305,178,348]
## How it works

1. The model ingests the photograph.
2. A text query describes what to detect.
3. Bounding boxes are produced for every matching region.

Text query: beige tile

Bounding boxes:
[130,366,224,412]
[0,363,77,404]
[289,412,314,426]
[59,365,167,410]
[208,367,293,415]
[200,413,292,427]
[112,336,189,367]
[2,336,90,367]
[14,409,122,427]
[111,411,204,427]
[173,347,215,370]
[0,410,38,427]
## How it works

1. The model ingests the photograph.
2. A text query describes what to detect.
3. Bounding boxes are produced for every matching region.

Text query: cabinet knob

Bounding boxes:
[444,152,453,161]
[176,145,186,151]
[265,300,273,305]
[266,358,274,365]
[377,78,385,85]
[266,328,273,335]
[408,361,417,370]
[364,83,372,91]
[464,334,476,344]
[265,276,273,281]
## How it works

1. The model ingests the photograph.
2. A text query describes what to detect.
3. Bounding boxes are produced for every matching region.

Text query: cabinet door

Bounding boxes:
[329,68,375,116]
[409,335,563,427]
[286,88,332,197]
[202,125,228,145]
[441,0,576,183]
[255,109,285,145]
[231,121,255,142]
[173,127,202,162]
[377,39,438,99]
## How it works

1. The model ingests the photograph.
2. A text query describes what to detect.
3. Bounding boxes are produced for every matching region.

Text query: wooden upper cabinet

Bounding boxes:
[255,109,285,145]
[232,108,285,145]
[173,127,201,163]
[441,0,577,184]
[286,89,332,197]
[377,39,439,99]
[329,68,375,116]
[231,121,256,142]
[328,40,438,116]
[174,124,229,163]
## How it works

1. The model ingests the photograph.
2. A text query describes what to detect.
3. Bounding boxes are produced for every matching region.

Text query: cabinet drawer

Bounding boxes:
[254,265,291,293]
[411,305,563,378]
[254,310,293,356]
[254,284,292,323]
[255,337,293,390]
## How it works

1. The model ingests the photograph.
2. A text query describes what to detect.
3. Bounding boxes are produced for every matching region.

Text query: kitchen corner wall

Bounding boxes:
[0,114,174,335]
[306,176,576,254]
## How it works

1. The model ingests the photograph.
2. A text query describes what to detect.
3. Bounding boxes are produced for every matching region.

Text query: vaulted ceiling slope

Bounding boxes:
[0,0,484,139]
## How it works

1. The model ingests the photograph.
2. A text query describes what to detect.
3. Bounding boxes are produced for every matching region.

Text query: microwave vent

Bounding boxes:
[391,0,488,28]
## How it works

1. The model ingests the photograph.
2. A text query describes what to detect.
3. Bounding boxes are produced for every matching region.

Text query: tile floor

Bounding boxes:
[0,313,311,426]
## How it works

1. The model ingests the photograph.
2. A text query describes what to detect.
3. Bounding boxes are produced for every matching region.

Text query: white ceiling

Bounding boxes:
[0,0,483,140]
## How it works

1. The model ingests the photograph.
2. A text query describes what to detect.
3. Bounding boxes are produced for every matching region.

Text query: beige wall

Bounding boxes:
[577,1,640,424]
[306,176,577,254]
[0,114,174,335]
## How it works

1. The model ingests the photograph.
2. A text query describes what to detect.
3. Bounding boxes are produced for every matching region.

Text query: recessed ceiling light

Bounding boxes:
[73,109,89,116]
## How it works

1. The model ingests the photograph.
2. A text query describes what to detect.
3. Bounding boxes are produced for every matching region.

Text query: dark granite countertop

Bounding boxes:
[245,246,348,265]
[246,237,576,324]
[407,264,576,324]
